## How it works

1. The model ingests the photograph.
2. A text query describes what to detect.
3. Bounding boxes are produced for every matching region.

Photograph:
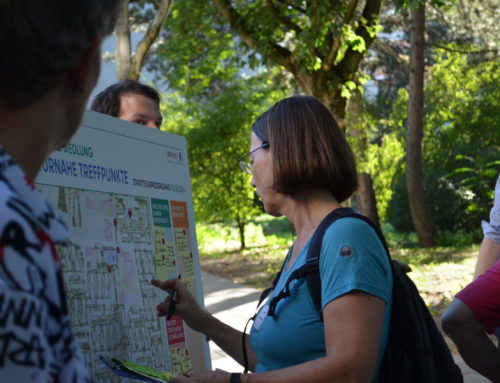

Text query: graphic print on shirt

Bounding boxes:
[0,148,90,382]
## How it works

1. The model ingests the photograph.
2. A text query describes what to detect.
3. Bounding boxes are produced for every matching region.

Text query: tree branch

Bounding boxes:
[429,42,498,56]
[213,0,297,73]
[343,0,359,24]
[372,37,409,68]
[338,0,382,79]
[281,0,306,14]
[116,0,132,80]
[308,0,318,26]
[324,0,359,69]
[132,0,173,80]
[264,0,302,34]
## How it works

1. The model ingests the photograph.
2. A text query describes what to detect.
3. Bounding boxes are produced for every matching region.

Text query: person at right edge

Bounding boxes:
[442,173,500,382]
[153,96,393,383]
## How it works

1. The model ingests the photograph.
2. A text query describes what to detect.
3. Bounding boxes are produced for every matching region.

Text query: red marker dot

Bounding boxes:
[113,218,117,226]
[128,210,132,218]
[107,266,112,273]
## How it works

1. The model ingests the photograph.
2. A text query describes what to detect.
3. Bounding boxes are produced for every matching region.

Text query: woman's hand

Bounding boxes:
[151,278,209,332]
[152,279,252,369]
[175,369,230,383]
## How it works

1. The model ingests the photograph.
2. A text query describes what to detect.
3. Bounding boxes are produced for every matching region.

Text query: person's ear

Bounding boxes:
[65,37,102,98]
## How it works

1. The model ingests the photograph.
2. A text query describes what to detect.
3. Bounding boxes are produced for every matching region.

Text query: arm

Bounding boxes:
[152,278,258,369]
[441,299,500,381]
[474,238,500,279]
[476,175,500,278]
[176,290,386,383]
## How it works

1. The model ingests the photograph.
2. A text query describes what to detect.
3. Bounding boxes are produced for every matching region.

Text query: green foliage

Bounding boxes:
[437,230,478,247]
[382,48,499,241]
[340,80,357,99]
[149,0,240,98]
[150,0,497,251]
[427,0,499,55]
[197,216,294,256]
[423,48,500,233]
[162,74,286,242]
[349,89,407,223]
[364,133,406,221]
[335,24,367,64]
[381,223,419,248]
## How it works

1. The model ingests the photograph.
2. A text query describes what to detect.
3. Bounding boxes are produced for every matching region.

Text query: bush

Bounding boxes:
[437,230,480,248]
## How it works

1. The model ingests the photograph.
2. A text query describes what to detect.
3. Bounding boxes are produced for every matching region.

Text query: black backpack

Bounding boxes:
[256,208,463,382]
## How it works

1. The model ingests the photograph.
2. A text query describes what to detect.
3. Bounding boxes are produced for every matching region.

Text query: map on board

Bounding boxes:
[36,111,208,382]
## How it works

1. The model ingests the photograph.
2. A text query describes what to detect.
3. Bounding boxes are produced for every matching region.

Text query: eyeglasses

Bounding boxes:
[238,142,269,174]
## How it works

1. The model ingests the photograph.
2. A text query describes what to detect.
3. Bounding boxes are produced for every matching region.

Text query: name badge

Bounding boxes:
[253,304,269,331]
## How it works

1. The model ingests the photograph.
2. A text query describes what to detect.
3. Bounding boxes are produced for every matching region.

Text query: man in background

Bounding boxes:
[91,79,163,129]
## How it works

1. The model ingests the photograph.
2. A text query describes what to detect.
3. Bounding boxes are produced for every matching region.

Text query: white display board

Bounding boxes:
[35,111,210,381]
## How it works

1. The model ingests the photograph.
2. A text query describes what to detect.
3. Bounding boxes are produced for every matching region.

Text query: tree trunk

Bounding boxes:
[236,216,246,250]
[344,94,380,226]
[357,173,381,228]
[406,2,436,247]
[323,92,347,133]
[115,0,131,81]
[115,0,172,81]
[132,0,173,80]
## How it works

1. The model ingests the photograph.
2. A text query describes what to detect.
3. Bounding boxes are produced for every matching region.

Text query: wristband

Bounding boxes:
[230,372,241,383]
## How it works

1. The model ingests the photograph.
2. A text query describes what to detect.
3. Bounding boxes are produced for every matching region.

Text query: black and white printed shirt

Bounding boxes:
[0,147,91,382]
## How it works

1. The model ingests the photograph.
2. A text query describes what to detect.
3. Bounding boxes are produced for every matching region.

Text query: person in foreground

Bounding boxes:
[153,96,393,383]
[442,174,500,382]
[0,0,121,380]
[91,79,163,129]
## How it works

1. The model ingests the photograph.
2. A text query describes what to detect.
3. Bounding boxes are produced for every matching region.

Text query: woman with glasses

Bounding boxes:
[153,95,393,383]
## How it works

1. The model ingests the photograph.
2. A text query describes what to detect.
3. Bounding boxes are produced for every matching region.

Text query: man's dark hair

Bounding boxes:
[91,79,161,117]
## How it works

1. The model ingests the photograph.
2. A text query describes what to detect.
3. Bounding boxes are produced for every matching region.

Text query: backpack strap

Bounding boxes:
[255,247,291,310]
[262,207,373,319]
[305,207,390,319]
[243,247,290,373]
[267,265,310,317]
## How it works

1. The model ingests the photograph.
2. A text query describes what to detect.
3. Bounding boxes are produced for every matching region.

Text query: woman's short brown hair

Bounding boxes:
[251,95,358,203]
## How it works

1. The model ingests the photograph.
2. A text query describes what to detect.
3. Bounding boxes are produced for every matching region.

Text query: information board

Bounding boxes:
[35,111,210,382]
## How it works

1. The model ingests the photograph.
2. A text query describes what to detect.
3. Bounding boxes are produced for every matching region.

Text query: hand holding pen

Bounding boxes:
[152,275,209,332]
[166,274,181,319]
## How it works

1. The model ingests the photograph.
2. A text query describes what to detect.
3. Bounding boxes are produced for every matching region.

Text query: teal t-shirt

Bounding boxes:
[249,217,393,380]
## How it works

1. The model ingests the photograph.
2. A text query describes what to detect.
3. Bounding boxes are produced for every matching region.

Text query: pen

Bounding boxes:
[167,274,181,320]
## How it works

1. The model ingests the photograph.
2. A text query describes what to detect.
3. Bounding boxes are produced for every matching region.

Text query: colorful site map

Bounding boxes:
[33,111,209,381]
[38,185,196,382]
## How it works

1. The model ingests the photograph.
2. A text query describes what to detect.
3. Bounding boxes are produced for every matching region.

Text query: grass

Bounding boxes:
[391,246,478,318]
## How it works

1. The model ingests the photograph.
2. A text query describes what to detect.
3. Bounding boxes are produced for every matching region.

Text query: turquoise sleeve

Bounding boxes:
[319,218,392,309]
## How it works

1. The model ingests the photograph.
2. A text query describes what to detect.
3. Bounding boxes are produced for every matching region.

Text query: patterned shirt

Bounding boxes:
[0,147,91,382]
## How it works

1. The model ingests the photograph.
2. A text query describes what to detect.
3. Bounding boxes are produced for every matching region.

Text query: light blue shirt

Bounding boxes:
[482,174,500,244]
[249,217,393,381]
